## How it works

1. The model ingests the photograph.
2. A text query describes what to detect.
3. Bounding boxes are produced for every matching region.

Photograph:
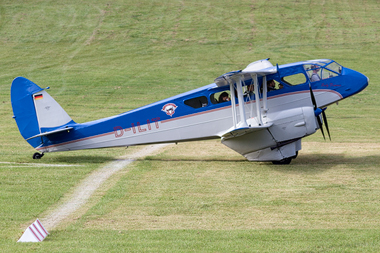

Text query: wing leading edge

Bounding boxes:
[220,123,273,140]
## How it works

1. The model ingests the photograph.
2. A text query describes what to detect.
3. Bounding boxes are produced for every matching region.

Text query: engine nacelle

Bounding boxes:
[266,106,317,142]
[222,106,317,162]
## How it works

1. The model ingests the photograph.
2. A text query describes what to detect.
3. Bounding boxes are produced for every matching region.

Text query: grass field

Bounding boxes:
[1,0,380,252]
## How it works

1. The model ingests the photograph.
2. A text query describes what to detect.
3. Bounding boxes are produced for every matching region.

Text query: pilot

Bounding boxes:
[310,65,321,82]
[218,92,230,103]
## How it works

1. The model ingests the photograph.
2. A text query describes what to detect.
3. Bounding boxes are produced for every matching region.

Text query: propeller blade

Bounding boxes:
[316,115,326,140]
[321,109,331,141]
[309,85,317,110]
[309,84,331,140]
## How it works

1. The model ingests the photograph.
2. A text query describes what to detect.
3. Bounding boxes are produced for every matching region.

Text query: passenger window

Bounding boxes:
[184,96,208,108]
[244,85,254,96]
[211,91,231,104]
[282,73,307,85]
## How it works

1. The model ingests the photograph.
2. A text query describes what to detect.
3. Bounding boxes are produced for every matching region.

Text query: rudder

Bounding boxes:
[11,77,74,149]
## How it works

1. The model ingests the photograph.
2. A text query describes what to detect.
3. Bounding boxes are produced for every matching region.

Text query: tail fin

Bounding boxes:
[11,77,75,149]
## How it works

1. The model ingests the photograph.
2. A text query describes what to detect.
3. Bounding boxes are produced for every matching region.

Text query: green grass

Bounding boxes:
[13,229,380,252]
[1,0,380,252]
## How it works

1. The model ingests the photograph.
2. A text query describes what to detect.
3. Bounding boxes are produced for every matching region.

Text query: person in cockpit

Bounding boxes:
[267,80,276,91]
[266,80,283,92]
[310,65,321,82]
[218,92,230,103]
[244,84,254,96]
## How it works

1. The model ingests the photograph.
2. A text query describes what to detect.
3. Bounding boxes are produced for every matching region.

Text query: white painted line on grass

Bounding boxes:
[0,162,83,167]
[41,144,168,231]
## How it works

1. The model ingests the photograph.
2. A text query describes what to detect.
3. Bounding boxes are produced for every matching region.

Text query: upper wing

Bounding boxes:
[214,59,277,87]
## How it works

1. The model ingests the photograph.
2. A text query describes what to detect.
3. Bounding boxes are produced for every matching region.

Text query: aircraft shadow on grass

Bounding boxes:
[276,153,380,173]
[142,152,380,174]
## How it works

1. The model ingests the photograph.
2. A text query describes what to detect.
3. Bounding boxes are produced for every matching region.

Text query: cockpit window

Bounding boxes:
[321,69,339,79]
[304,64,321,82]
[321,62,342,79]
[325,62,342,74]
[304,61,341,82]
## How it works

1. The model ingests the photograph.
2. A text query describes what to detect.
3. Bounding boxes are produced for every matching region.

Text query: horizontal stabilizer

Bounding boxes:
[26,126,73,141]
[221,123,273,140]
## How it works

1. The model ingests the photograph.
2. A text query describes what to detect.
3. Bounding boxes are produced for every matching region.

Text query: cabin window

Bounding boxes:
[264,80,284,92]
[210,91,231,104]
[184,96,208,108]
[282,73,307,85]
[243,85,254,96]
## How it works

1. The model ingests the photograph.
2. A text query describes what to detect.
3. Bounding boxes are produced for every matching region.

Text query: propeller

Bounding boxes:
[309,85,331,140]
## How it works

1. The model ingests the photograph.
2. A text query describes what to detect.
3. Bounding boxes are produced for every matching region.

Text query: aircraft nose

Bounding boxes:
[341,68,369,98]
[357,72,369,92]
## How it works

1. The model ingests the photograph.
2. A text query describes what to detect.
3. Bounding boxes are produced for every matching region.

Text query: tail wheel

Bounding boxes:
[33,152,44,159]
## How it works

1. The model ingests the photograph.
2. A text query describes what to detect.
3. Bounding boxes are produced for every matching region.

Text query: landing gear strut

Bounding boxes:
[33,152,44,159]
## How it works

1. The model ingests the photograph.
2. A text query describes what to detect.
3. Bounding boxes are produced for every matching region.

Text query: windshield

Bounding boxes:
[304,60,342,82]
[325,62,342,74]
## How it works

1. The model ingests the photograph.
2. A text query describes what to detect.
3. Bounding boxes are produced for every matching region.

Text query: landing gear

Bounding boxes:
[33,152,44,159]
[271,151,298,165]
[272,157,292,165]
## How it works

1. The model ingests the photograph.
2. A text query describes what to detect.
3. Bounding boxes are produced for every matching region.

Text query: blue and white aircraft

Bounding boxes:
[11,59,368,164]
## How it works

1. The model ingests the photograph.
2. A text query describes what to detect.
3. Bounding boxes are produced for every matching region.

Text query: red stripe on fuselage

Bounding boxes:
[37,89,342,151]
[37,131,114,151]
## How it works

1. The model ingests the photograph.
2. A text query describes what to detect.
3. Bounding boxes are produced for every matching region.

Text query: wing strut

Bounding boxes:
[229,82,237,128]
[236,76,249,128]
[217,59,276,131]
[262,75,268,112]
[253,74,263,126]
[226,75,248,128]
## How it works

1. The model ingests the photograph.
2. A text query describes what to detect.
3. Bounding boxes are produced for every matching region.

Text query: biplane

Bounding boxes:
[11,58,368,164]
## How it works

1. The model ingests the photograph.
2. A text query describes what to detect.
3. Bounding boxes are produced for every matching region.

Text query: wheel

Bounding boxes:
[33,152,44,159]
[291,151,299,159]
[272,157,292,165]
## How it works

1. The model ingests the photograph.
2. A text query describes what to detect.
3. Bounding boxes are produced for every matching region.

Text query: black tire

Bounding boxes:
[33,152,44,159]
[272,157,292,165]
[291,151,299,159]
